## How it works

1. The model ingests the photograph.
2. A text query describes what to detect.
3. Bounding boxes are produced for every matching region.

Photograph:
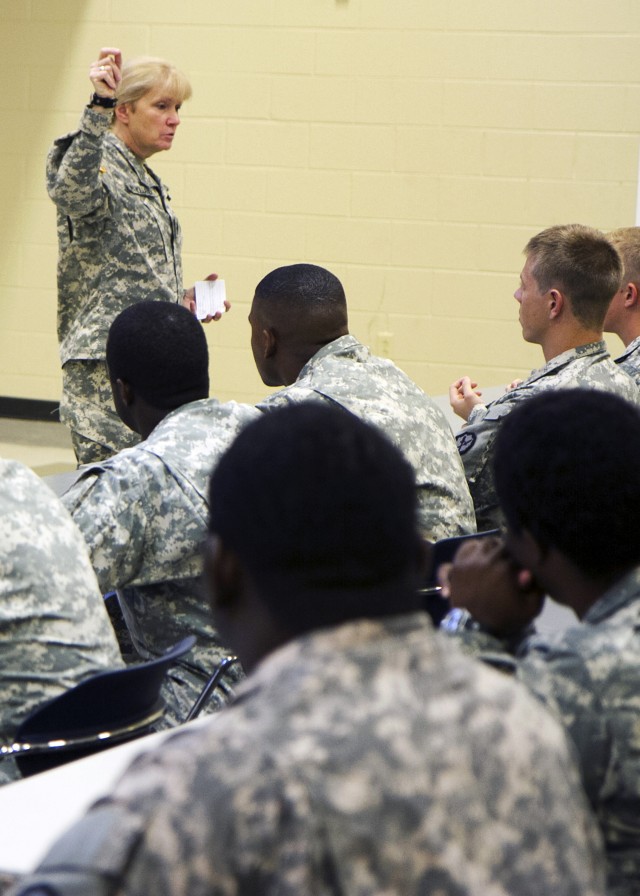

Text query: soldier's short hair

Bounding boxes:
[608,226,640,288]
[116,56,192,108]
[208,402,423,632]
[524,224,622,329]
[494,388,640,577]
[107,301,209,410]
[254,263,348,325]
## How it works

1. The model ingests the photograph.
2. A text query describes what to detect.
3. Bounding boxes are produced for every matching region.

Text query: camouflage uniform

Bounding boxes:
[258,336,476,541]
[61,361,139,465]
[61,398,260,724]
[12,613,605,895]
[614,335,640,386]
[456,341,639,530]
[47,106,183,463]
[445,566,640,896]
[0,459,122,785]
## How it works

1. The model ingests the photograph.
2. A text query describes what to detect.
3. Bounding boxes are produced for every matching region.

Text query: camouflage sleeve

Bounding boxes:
[61,467,148,594]
[442,626,516,665]
[441,621,566,710]
[256,386,326,413]
[515,644,611,808]
[617,357,640,387]
[445,624,611,810]
[466,404,489,425]
[7,733,318,896]
[455,396,522,529]
[455,405,503,488]
[46,107,112,220]
[108,762,321,896]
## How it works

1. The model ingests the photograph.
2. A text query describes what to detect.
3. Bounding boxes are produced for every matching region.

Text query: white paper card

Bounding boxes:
[195,279,226,319]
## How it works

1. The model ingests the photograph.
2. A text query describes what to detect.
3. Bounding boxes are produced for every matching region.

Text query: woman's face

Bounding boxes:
[116,84,183,159]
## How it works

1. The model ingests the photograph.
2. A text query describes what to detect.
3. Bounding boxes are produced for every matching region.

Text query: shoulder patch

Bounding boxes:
[456,431,477,455]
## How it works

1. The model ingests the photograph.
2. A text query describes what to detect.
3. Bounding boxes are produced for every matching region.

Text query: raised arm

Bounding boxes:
[46,48,123,218]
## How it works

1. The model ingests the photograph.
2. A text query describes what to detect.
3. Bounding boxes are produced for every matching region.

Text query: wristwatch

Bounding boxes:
[89,93,117,109]
[439,608,483,633]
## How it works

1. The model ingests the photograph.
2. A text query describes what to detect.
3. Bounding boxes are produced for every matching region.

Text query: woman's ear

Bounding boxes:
[114,102,130,126]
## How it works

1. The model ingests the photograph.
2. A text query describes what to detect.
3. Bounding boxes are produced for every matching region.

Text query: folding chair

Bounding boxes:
[0,635,196,777]
[186,655,240,722]
[419,530,499,626]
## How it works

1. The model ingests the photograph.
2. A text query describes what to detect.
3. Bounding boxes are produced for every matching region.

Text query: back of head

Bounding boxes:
[525,224,622,329]
[107,301,209,410]
[116,56,192,107]
[608,226,640,287]
[208,402,423,633]
[494,388,640,578]
[253,263,348,341]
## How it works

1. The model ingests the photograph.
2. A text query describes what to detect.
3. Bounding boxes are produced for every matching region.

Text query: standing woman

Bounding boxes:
[47,48,193,464]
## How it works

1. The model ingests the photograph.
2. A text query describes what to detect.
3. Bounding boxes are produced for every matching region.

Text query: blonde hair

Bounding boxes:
[608,227,640,287]
[524,223,622,329]
[115,56,192,107]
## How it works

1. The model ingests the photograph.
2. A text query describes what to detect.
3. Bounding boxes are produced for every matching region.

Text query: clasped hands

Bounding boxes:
[439,535,545,638]
[449,377,525,421]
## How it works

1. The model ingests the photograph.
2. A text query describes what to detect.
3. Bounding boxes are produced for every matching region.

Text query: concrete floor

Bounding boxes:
[0,418,76,477]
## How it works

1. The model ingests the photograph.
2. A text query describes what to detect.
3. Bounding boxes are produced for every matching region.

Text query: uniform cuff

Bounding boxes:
[79,105,113,139]
[467,404,488,425]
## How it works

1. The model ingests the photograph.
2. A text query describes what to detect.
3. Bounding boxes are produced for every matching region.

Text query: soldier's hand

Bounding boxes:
[449,376,483,421]
[183,273,232,322]
[89,47,122,98]
[441,536,544,637]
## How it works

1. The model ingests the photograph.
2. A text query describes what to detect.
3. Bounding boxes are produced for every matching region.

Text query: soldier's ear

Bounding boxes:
[548,288,564,319]
[263,326,277,360]
[204,535,244,611]
[115,378,134,408]
[114,103,130,126]
[624,282,639,308]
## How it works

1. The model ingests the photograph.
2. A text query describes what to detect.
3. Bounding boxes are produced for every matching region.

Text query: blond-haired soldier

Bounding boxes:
[47,48,196,464]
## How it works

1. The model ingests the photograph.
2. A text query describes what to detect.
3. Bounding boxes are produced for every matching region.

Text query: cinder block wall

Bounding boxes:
[1,0,636,406]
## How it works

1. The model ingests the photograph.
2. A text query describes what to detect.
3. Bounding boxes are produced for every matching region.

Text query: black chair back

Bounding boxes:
[3,635,196,777]
[420,530,499,626]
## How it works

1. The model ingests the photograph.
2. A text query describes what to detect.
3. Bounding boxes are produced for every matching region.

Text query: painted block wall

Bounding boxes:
[0,0,636,406]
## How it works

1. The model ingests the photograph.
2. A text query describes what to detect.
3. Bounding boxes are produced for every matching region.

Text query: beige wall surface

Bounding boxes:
[1,0,637,406]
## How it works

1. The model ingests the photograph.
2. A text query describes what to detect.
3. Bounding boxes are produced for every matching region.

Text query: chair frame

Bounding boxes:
[0,635,196,776]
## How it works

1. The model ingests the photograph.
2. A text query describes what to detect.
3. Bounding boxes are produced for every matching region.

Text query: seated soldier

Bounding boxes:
[604,226,640,384]
[442,388,640,895]
[61,301,259,723]
[0,459,122,785]
[450,223,638,531]
[249,262,476,541]
[15,404,605,896]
